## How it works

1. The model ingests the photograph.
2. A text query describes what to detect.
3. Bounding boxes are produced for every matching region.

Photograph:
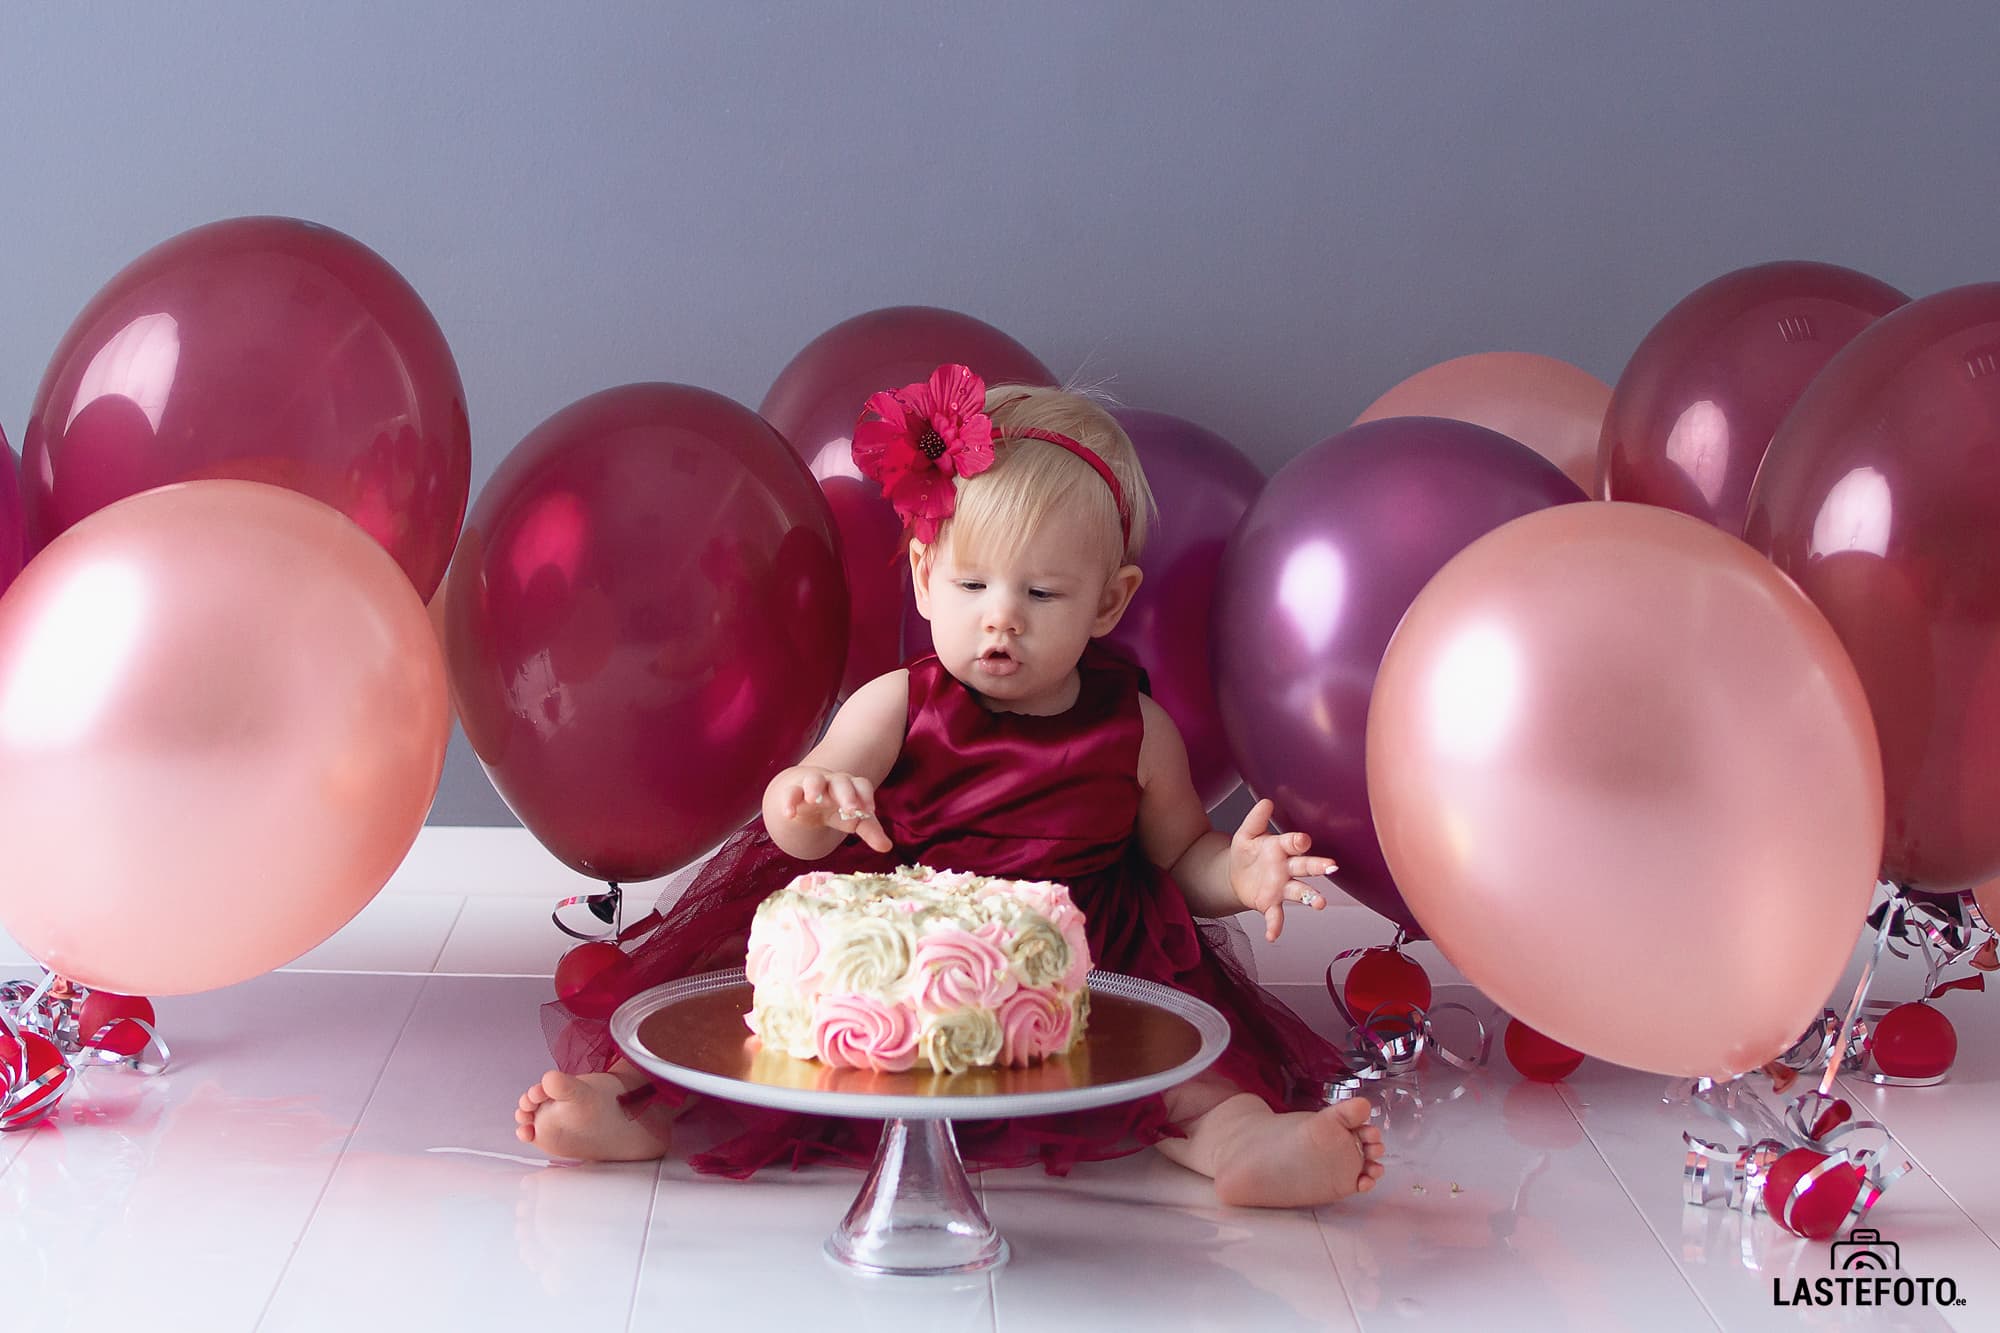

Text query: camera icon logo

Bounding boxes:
[1831,1228,1899,1271]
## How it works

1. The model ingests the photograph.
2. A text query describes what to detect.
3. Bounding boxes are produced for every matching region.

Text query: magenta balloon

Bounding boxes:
[22,216,469,598]
[1599,260,1906,536]
[761,306,1053,698]
[446,384,848,883]
[1107,408,1263,809]
[1746,282,2000,891]
[0,431,21,600]
[1214,417,1589,934]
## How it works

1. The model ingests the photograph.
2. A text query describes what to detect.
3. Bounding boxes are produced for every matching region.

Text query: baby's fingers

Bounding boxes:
[827,773,870,817]
[854,816,894,854]
[793,770,830,818]
[1264,903,1284,943]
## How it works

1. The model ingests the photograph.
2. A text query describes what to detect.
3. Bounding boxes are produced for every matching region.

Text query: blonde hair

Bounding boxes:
[929,384,1158,575]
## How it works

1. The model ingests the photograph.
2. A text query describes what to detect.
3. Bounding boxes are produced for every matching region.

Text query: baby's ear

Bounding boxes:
[1093,563,1144,635]
[908,539,935,619]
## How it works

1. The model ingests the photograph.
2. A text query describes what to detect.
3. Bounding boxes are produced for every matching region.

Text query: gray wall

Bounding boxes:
[2,3,1993,825]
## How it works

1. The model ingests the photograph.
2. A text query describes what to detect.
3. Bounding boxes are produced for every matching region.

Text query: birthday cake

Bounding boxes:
[744,866,1092,1075]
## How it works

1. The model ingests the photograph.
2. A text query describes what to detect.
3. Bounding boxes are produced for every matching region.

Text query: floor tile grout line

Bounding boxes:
[1833,1074,2000,1255]
[251,973,434,1333]
[1309,1204,1367,1331]
[624,1156,669,1333]
[425,895,472,972]
[1555,1080,1728,1332]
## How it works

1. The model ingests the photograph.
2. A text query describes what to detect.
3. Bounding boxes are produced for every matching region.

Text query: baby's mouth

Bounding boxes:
[976,647,1020,676]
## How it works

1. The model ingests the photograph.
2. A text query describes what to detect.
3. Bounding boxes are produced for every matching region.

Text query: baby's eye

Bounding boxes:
[1030,588,1058,601]
[957,580,985,592]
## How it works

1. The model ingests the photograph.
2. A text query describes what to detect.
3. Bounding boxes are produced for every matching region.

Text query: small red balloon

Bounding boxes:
[1503,1018,1586,1082]
[0,1028,71,1129]
[1343,947,1431,1029]
[76,990,156,1057]
[1871,1002,1956,1079]
[1763,1147,1864,1240]
[555,943,633,1021]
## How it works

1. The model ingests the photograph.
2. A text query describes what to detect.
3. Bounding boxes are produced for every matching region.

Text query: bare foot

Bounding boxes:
[515,1070,671,1162]
[1211,1097,1386,1207]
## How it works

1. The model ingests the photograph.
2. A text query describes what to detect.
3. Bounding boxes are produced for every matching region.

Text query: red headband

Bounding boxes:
[851,364,1132,550]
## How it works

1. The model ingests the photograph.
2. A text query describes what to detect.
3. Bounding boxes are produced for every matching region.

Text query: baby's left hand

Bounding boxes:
[1230,798,1338,942]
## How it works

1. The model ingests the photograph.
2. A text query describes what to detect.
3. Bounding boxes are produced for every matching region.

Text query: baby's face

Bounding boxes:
[912,512,1132,714]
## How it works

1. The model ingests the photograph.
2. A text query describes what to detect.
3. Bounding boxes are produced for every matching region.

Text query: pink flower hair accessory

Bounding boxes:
[852,364,1131,549]
[851,364,996,545]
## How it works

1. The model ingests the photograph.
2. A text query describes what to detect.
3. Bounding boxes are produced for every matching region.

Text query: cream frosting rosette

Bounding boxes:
[1001,911,1072,990]
[918,1006,1004,1075]
[819,913,917,995]
[746,994,815,1061]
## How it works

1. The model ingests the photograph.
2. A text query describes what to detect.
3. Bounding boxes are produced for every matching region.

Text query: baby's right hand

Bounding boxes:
[778,766,894,853]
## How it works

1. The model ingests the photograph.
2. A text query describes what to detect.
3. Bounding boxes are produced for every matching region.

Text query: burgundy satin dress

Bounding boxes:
[542,641,1351,1178]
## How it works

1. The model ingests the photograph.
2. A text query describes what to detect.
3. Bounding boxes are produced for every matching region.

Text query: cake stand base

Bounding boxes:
[824,1116,1007,1277]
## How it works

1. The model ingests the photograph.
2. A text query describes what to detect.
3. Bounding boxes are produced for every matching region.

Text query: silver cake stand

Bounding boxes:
[610,968,1227,1277]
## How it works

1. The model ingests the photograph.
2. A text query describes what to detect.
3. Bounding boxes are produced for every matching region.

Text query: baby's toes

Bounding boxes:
[1329,1097,1374,1130]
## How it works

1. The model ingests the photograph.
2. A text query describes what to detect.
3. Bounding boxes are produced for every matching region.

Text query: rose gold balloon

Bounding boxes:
[1355,352,1612,494]
[0,481,447,995]
[1366,502,1882,1078]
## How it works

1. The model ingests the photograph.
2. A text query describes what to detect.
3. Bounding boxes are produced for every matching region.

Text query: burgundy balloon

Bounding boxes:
[1213,417,1588,934]
[1599,260,1907,536]
[446,384,848,883]
[1103,408,1263,809]
[761,306,1053,698]
[22,216,469,598]
[0,432,21,600]
[1746,283,2000,891]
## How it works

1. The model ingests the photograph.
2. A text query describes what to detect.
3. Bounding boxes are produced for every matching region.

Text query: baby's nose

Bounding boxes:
[982,595,1023,633]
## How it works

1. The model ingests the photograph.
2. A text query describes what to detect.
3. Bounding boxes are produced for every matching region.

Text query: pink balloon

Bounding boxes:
[0,430,21,601]
[0,481,448,995]
[22,216,470,599]
[1366,502,1882,1078]
[1355,352,1611,493]
[447,384,847,884]
[760,306,1052,698]
[1598,260,1906,536]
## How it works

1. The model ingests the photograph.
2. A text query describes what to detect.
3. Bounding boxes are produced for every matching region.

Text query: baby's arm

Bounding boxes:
[1134,695,1336,941]
[762,669,909,860]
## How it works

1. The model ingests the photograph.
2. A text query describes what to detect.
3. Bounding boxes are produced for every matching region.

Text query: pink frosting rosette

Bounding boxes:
[812,993,920,1072]
[913,926,1017,1015]
[745,906,826,989]
[996,987,1076,1066]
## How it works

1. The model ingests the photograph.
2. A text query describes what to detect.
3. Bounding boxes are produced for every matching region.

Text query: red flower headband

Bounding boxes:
[851,364,1131,549]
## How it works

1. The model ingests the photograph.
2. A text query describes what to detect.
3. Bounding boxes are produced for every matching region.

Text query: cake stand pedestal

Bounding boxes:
[610,968,1227,1277]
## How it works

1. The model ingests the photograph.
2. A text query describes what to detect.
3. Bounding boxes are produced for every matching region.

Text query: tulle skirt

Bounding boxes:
[542,824,1351,1179]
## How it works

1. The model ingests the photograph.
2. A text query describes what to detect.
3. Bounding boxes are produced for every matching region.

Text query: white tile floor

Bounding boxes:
[2,829,1995,1331]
